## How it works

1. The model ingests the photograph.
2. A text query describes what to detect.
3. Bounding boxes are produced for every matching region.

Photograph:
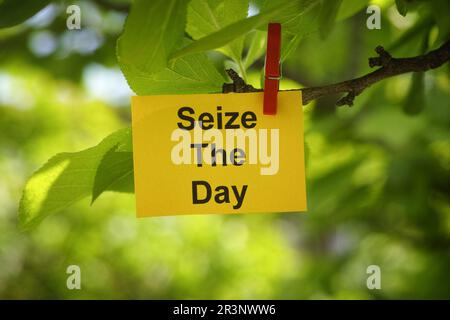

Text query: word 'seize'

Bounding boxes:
[177,106,257,130]
[172,107,280,176]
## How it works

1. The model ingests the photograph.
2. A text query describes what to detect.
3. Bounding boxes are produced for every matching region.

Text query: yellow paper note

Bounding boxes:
[131,91,307,217]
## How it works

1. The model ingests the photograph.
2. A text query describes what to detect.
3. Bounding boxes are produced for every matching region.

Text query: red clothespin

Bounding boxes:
[263,23,281,115]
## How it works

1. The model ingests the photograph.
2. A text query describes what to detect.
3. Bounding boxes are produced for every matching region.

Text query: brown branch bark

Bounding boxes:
[223,41,450,106]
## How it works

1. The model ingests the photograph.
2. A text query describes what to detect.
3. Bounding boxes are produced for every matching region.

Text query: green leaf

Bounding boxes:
[116,130,133,152]
[0,0,51,28]
[171,0,316,60]
[258,0,320,35]
[318,0,343,39]
[187,0,249,64]
[403,72,426,115]
[117,0,189,76]
[281,33,302,61]
[388,16,433,52]
[92,147,134,204]
[395,0,408,17]
[258,0,321,60]
[243,30,266,68]
[336,0,370,21]
[19,128,131,230]
[430,0,450,39]
[120,40,226,95]
[117,0,225,95]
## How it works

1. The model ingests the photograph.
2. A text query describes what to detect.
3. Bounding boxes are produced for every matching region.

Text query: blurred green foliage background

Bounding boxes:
[0,0,449,299]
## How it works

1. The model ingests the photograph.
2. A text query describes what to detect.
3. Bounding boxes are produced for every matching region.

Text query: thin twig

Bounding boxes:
[223,41,450,106]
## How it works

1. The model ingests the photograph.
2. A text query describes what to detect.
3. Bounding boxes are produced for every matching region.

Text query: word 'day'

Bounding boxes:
[131,92,307,217]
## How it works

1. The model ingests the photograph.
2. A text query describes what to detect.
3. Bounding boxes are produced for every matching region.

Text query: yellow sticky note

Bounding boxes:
[131,91,307,217]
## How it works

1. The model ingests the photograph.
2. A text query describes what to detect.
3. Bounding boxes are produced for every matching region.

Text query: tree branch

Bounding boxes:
[223,41,450,106]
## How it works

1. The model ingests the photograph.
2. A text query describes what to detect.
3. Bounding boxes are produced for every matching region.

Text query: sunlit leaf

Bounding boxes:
[244,30,266,68]
[92,147,134,203]
[187,0,249,64]
[281,33,302,61]
[19,128,131,230]
[171,0,318,60]
[117,0,225,95]
[260,0,321,60]
[120,41,225,95]
[117,0,188,75]
[336,0,369,21]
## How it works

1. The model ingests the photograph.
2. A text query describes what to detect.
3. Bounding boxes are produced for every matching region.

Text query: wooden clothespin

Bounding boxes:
[263,23,281,115]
